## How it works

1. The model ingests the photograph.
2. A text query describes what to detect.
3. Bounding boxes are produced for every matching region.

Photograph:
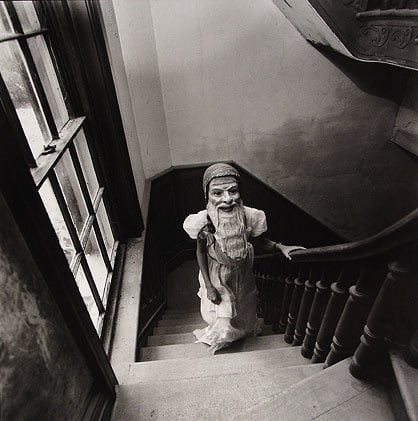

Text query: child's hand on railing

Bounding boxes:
[275,243,306,260]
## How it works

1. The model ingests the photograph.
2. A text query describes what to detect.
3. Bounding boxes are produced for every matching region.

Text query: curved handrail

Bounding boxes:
[256,208,418,263]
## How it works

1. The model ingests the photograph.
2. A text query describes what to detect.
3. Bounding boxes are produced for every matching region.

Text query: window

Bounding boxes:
[0,1,117,334]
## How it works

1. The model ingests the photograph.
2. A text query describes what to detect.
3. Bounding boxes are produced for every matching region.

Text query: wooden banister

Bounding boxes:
[254,209,418,380]
[255,208,418,263]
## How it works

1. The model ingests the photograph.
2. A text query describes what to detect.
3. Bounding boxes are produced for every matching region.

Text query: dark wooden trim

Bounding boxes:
[82,383,114,421]
[101,243,126,355]
[0,106,117,397]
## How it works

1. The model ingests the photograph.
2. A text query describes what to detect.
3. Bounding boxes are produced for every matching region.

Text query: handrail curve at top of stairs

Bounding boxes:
[255,208,418,263]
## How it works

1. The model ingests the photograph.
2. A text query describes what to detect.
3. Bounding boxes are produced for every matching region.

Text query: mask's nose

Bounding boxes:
[222,192,233,204]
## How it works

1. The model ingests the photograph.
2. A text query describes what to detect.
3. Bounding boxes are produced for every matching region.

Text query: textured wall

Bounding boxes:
[150,0,417,240]
[0,192,94,420]
[104,0,171,179]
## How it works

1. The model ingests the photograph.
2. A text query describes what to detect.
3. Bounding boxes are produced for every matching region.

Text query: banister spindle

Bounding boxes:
[324,262,384,368]
[277,263,298,333]
[271,268,286,332]
[284,264,310,343]
[311,263,358,363]
[293,264,322,345]
[263,274,275,324]
[255,271,264,319]
[350,254,417,378]
[301,265,336,358]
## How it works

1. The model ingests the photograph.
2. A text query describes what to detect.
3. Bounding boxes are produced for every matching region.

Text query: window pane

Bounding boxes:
[84,230,108,300]
[55,151,88,236]
[0,40,51,158]
[39,179,76,264]
[74,129,99,200]
[13,1,41,33]
[75,266,100,329]
[0,2,13,36]
[27,36,69,130]
[97,201,114,259]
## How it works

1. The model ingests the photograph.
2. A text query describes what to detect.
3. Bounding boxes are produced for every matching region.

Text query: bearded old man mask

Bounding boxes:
[203,163,248,261]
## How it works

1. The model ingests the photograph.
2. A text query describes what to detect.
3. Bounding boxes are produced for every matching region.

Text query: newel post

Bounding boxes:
[349,256,415,379]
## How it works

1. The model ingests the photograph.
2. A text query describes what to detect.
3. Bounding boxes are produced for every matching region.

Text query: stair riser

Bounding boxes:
[157,316,203,326]
[153,323,206,335]
[125,347,312,384]
[161,312,200,320]
[149,324,275,346]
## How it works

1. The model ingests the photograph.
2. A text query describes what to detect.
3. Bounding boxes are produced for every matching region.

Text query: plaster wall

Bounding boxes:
[0,192,94,419]
[102,0,171,182]
[150,0,417,240]
[391,72,418,157]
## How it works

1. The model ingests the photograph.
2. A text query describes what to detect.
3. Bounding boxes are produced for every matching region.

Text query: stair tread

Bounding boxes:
[153,322,207,335]
[112,364,322,420]
[148,324,275,346]
[116,346,313,384]
[233,358,394,421]
[140,334,294,362]
[390,347,418,421]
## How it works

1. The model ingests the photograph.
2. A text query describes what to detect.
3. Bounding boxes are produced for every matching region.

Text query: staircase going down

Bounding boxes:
[111,307,396,420]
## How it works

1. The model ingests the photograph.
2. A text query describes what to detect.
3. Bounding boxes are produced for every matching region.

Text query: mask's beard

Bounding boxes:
[207,200,248,261]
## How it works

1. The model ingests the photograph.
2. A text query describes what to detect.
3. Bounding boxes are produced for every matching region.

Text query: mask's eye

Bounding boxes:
[229,187,238,194]
[211,190,222,197]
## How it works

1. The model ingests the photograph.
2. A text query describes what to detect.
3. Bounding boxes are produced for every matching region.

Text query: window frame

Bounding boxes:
[0,0,144,415]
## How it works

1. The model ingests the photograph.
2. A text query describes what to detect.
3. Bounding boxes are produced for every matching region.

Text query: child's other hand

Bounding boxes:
[207,286,221,305]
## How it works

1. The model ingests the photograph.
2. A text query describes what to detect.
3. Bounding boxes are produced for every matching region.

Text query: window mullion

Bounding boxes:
[49,170,83,254]
[68,142,95,214]
[81,256,106,314]
[0,73,36,167]
[4,1,59,139]
[93,220,112,272]
[31,116,85,187]
[49,170,105,314]
[0,28,48,44]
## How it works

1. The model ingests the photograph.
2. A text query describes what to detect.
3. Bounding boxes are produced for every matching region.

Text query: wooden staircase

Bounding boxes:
[111,307,401,420]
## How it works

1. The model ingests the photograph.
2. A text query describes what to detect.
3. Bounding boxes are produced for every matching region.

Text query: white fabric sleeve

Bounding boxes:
[245,207,268,237]
[183,210,208,239]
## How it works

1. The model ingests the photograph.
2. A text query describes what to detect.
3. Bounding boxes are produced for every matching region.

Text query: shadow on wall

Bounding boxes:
[314,45,410,103]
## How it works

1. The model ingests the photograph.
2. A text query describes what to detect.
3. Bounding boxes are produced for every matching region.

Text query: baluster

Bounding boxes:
[254,270,263,319]
[255,271,264,319]
[277,263,298,333]
[324,262,384,367]
[350,254,417,378]
[293,264,322,345]
[284,264,310,343]
[263,274,274,324]
[272,267,286,332]
[312,263,358,363]
[301,265,336,358]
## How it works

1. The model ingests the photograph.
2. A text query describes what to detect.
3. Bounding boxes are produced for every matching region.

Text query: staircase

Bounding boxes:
[111,307,396,420]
